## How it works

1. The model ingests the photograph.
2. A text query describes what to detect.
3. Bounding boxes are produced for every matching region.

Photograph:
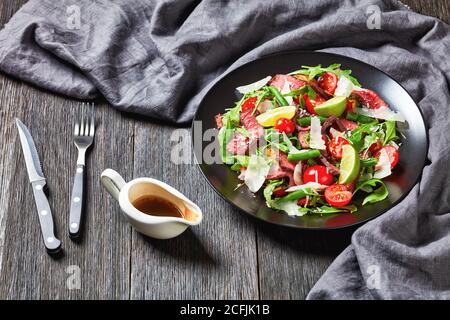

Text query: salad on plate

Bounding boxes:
[215,64,405,216]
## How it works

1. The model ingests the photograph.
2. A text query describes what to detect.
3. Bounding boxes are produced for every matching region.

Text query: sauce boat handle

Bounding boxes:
[101,169,126,201]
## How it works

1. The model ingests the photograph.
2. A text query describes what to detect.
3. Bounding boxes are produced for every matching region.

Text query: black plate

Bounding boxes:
[192,51,428,229]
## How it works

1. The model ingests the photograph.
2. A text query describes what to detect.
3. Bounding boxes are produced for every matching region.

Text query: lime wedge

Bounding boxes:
[256,106,296,127]
[314,96,347,117]
[338,144,360,184]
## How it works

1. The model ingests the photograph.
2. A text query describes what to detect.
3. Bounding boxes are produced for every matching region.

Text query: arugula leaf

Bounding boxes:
[264,129,290,153]
[218,127,234,164]
[298,204,358,215]
[362,131,384,151]
[346,123,380,151]
[383,121,398,145]
[263,180,284,205]
[289,64,361,87]
[230,155,250,171]
[354,178,389,205]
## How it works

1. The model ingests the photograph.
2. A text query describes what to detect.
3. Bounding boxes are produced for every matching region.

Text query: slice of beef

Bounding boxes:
[279,151,296,171]
[215,113,223,129]
[226,133,249,155]
[350,88,388,109]
[269,74,307,91]
[240,109,264,139]
[266,167,295,186]
[321,116,337,134]
[339,118,359,131]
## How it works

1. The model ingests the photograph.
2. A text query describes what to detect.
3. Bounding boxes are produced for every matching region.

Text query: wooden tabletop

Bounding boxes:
[0,0,448,300]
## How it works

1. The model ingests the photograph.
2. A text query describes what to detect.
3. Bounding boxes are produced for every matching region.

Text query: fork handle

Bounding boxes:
[69,164,85,238]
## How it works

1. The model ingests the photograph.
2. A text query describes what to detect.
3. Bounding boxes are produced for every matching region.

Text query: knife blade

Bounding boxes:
[15,119,61,253]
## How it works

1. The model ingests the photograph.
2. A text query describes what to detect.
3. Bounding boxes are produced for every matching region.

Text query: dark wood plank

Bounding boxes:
[0,75,134,298]
[0,0,448,300]
[129,120,259,299]
[402,0,450,24]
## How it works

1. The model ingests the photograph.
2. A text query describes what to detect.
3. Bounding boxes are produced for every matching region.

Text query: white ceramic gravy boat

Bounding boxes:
[101,169,202,239]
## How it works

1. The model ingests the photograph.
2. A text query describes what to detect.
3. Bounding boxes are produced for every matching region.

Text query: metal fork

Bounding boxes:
[69,102,95,239]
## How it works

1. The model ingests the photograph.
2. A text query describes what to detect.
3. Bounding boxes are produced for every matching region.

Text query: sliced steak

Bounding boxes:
[226,133,249,155]
[215,113,223,129]
[350,88,388,109]
[269,74,307,91]
[240,109,264,139]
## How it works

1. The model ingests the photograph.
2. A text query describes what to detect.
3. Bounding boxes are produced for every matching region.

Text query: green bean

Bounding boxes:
[360,158,378,167]
[346,112,359,122]
[297,116,328,126]
[279,190,307,202]
[346,112,377,124]
[287,149,321,161]
[267,86,289,106]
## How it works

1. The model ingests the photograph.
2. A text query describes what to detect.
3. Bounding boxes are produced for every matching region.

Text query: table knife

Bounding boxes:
[15,119,61,253]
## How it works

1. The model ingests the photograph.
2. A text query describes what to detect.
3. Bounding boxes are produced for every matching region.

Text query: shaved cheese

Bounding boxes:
[293,162,303,185]
[374,148,392,179]
[330,127,345,138]
[244,155,270,192]
[309,117,326,150]
[236,76,271,94]
[285,182,327,192]
[280,81,293,105]
[334,76,358,97]
[356,106,406,122]
[273,201,305,216]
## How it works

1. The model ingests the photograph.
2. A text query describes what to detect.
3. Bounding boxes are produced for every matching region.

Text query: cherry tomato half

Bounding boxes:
[274,118,295,134]
[376,145,399,168]
[303,94,325,115]
[303,165,334,186]
[368,140,383,155]
[241,96,258,112]
[328,136,350,159]
[297,197,309,206]
[318,72,338,95]
[346,99,357,112]
[272,187,287,198]
[324,184,353,207]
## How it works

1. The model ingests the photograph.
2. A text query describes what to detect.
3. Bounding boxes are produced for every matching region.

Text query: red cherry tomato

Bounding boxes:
[375,145,399,168]
[324,184,353,207]
[346,99,357,112]
[303,165,334,186]
[339,118,359,131]
[274,118,295,134]
[297,197,309,206]
[241,96,258,112]
[328,137,350,159]
[272,187,287,198]
[303,94,326,115]
[318,72,338,95]
[368,140,383,155]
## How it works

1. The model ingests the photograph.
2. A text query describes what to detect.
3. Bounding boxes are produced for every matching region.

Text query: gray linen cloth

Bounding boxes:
[1,0,449,299]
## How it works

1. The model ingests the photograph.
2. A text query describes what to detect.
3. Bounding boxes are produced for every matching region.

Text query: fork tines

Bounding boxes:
[74,102,95,137]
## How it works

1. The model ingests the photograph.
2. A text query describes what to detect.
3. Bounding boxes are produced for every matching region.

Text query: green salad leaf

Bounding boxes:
[289,64,361,87]
[354,178,389,205]
[298,204,358,215]
[383,120,398,145]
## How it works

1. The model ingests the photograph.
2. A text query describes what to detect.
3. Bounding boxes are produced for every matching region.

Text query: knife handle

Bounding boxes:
[31,181,61,252]
[69,164,85,239]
